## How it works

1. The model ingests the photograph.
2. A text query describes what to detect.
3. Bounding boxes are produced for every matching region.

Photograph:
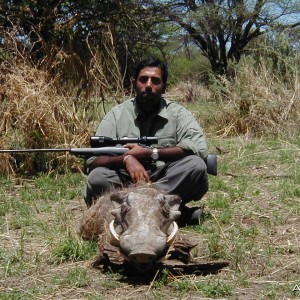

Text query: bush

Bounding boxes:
[0,60,92,175]
[210,56,300,137]
[168,54,211,85]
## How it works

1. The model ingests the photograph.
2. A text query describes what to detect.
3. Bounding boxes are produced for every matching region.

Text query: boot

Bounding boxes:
[178,205,204,227]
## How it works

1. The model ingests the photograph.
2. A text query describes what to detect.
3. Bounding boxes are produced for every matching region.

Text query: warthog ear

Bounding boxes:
[158,194,182,220]
[162,194,181,210]
[110,191,128,206]
[109,191,129,219]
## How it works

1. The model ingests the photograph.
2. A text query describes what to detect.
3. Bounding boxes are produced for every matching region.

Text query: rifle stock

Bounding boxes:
[70,147,128,156]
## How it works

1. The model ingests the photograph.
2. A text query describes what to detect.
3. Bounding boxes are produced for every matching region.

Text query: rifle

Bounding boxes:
[0,136,217,175]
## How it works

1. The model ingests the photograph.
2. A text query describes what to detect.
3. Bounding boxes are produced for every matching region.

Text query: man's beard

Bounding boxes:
[136,93,161,115]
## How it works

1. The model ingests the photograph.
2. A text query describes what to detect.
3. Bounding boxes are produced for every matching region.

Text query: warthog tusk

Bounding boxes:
[167,221,178,245]
[109,220,178,246]
[109,220,120,241]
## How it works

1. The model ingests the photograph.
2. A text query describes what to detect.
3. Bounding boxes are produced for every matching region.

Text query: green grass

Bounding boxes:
[50,237,97,264]
[0,137,300,299]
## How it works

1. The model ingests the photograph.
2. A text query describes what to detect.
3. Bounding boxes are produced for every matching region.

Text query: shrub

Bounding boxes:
[210,56,300,137]
[0,60,92,175]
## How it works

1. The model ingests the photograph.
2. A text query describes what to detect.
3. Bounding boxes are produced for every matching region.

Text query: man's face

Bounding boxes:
[133,67,166,116]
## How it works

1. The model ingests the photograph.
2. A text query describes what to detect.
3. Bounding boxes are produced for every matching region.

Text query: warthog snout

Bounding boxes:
[128,251,158,272]
[129,252,157,263]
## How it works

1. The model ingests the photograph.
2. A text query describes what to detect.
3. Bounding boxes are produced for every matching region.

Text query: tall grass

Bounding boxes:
[167,48,299,139]
[211,56,299,137]
[0,41,299,175]
[0,61,92,175]
[0,26,126,176]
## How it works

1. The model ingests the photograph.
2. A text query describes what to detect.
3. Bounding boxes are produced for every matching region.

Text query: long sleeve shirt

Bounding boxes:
[86,97,208,168]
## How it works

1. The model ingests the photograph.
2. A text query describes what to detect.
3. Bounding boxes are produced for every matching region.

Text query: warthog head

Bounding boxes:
[108,187,181,272]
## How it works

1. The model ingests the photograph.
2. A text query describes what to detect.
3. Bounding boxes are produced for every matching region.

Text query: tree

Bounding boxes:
[0,0,165,92]
[151,0,300,76]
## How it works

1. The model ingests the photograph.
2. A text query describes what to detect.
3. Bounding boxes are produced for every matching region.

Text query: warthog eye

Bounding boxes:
[162,204,170,218]
[157,195,171,218]
[121,202,130,215]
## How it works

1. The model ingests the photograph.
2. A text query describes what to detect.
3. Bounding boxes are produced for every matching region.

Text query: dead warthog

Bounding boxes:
[78,184,182,272]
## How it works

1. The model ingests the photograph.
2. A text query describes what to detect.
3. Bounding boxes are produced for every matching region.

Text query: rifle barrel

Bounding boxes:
[0,147,129,156]
[0,148,70,153]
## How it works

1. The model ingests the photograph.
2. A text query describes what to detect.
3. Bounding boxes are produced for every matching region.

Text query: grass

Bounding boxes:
[0,136,300,299]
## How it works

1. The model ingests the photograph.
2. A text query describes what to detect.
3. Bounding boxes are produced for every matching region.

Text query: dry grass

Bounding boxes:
[167,79,213,103]
[168,58,300,139]
[211,59,300,137]
[0,50,299,177]
[0,25,127,176]
[0,61,92,175]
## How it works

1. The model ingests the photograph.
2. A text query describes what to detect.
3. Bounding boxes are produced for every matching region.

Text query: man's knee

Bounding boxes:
[87,167,110,187]
[182,155,208,176]
[180,155,208,200]
[156,155,208,202]
[84,167,115,206]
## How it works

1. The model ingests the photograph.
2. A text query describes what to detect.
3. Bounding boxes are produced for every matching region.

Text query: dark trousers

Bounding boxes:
[83,155,208,206]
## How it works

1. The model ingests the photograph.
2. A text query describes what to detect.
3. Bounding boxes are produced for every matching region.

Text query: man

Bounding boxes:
[83,58,208,225]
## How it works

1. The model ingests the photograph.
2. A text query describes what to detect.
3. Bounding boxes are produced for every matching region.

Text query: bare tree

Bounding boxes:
[152,0,300,76]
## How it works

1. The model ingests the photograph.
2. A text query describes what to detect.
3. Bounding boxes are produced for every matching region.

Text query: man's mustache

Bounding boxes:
[140,91,155,97]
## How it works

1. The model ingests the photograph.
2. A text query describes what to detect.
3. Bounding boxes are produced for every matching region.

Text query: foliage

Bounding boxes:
[0,0,164,94]
[151,0,300,76]
[249,32,300,83]
[204,55,300,137]
[166,46,211,85]
[1,0,299,84]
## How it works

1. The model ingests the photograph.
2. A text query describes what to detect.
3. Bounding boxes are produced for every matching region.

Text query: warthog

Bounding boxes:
[78,184,182,272]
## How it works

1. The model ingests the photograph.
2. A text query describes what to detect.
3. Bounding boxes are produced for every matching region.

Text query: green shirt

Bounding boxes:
[93,97,208,159]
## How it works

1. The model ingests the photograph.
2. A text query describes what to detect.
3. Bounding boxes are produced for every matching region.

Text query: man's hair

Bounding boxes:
[133,58,168,84]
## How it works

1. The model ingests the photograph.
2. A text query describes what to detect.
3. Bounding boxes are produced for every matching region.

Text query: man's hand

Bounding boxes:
[122,144,151,183]
[89,143,151,175]
[123,143,149,159]
[123,154,150,183]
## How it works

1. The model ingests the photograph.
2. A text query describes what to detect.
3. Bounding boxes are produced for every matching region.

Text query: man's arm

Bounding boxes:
[173,104,208,159]
[155,146,190,161]
[89,144,187,170]
[89,144,151,183]
[89,144,189,182]
[89,155,124,170]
